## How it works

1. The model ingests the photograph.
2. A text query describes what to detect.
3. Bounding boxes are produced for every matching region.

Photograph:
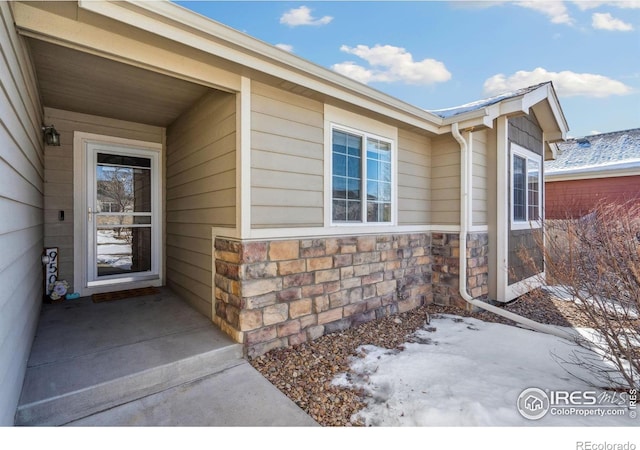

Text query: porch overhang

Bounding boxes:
[26,38,211,127]
[12,0,446,136]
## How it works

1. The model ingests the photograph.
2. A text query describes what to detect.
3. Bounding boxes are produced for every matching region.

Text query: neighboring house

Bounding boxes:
[545,129,640,219]
[0,1,568,424]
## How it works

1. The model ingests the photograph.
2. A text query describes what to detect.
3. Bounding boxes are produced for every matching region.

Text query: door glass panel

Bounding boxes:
[97,156,151,213]
[94,152,152,279]
[96,227,151,277]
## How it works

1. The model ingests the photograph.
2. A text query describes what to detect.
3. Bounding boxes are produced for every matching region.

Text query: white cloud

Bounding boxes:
[592,12,634,30]
[483,67,633,98]
[332,44,452,85]
[516,1,574,25]
[279,6,333,27]
[573,1,640,10]
[275,43,294,52]
[590,130,603,134]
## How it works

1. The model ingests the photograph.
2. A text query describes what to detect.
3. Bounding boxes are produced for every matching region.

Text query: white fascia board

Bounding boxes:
[530,85,569,141]
[546,85,569,136]
[545,162,640,182]
[521,86,549,113]
[440,85,569,140]
[440,108,491,126]
[79,0,445,134]
[498,97,528,116]
[440,95,528,130]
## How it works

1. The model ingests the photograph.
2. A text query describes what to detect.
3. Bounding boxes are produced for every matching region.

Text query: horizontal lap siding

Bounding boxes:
[398,129,431,225]
[166,90,236,318]
[251,82,324,228]
[431,135,460,225]
[472,130,488,226]
[43,108,163,291]
[0,3,44,425]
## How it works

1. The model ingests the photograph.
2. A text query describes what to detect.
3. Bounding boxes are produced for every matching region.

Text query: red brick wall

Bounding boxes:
[545,175,640,219]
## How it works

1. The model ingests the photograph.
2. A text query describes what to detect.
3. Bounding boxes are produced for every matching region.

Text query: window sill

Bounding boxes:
[510,221,542,231]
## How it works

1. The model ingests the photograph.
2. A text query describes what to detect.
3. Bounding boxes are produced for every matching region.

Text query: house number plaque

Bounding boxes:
[44,247,59,297]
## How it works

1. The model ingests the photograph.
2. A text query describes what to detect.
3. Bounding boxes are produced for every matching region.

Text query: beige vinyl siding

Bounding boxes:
[43,107,163,291]
[472,130,488,226]
[398,129,431,225]
[166,90,236,318]
[251,82,324,228]
[0,3,44,425]
[431,135,460,225]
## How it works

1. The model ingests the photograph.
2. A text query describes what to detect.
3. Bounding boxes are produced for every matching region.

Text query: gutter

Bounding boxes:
[451,123,574,341]
[546,160,640,182]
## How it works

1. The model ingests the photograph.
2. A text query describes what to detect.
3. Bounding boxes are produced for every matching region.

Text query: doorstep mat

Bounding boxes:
[92,287,160,303]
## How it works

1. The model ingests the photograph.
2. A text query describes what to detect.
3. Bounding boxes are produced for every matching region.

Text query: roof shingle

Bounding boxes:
[545,128,640,174]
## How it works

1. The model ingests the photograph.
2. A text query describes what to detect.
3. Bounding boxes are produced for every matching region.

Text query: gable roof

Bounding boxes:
[428,82,550,119]
[545,128,640,181]
[428,82,568,144]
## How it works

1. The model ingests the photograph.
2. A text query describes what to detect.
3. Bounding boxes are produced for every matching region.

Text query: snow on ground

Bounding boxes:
[543,286,639,320]
[96,231,132,269]
[97,229,130,245]
[334,314,638,426]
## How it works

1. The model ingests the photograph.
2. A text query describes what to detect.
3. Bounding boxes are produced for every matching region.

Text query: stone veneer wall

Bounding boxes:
[431,232,489,308]
[213,234,432,356]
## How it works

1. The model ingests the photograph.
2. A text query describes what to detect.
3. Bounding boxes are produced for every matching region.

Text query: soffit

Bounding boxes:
[27,37,210,127]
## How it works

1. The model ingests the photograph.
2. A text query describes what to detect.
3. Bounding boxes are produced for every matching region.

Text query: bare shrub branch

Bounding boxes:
[524,200,640,390]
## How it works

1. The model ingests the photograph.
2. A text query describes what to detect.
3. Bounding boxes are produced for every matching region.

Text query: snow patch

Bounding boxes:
[335,314,637,426]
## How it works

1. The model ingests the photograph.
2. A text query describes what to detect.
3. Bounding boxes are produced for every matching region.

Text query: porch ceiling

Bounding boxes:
[27,38,210,127]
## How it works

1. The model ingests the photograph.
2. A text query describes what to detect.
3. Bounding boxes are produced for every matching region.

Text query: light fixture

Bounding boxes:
[42,124,60,146]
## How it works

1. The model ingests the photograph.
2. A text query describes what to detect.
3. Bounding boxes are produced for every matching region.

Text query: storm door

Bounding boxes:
[86,144,160,285]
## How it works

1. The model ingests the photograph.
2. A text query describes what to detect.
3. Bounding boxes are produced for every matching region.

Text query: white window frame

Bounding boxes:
[329,124,395,226]
[510,143,542,230]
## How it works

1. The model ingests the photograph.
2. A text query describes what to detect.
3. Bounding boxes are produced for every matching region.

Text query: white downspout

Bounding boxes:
[451,122,573,340]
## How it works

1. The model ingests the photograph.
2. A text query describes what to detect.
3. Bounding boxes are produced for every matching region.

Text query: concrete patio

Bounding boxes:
[14,288,317,427]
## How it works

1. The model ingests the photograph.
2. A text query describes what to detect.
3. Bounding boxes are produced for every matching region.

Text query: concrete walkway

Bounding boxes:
[67,362,317,426]
[15,288,317,427]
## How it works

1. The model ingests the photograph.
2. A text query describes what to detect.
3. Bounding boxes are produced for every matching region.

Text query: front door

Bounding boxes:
[85,142,160,288]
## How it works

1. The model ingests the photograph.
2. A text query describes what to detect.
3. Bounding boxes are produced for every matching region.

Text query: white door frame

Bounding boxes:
[74,132,163,296]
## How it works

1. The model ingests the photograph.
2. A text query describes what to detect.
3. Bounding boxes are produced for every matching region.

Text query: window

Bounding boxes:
[511,144,542,229]
[332,128,392,223]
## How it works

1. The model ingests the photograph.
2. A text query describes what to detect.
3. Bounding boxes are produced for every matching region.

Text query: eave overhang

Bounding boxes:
[12,0,570,141]
[440,83,569,141]
[77,0,447,135]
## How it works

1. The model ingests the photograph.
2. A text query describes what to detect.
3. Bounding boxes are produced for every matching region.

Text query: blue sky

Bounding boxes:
[175,1,640,137]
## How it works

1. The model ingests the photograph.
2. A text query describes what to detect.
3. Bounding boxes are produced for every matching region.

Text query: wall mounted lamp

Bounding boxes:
[42,124,60,146]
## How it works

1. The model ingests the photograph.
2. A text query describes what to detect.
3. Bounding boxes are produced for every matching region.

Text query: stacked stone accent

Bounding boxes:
[466,233,489,300]
[431,232,489,309]
[214,234,432,356]
[431,233,462,307]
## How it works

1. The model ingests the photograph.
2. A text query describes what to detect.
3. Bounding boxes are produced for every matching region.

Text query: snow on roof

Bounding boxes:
[545,128,640,174]
[427,82,550,119]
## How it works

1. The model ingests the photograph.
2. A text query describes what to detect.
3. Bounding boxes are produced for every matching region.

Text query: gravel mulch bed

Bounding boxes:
[248,290,595,426]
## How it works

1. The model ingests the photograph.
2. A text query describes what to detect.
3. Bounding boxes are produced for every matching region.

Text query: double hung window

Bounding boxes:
[511,144,542,229]
[331,128,392,223]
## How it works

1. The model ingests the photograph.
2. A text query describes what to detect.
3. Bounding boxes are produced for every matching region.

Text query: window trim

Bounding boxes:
[329,123,396,226]
[510,143,542,230]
